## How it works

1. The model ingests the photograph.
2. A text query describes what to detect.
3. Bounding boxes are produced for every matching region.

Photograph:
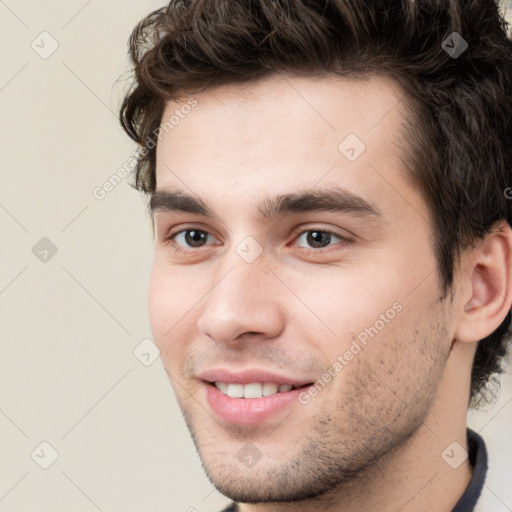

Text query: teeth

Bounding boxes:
[243,383,262,398]
[262,383,278,396]
[216,382,228,394]
[214,382,295,398]
[226,383,244,398]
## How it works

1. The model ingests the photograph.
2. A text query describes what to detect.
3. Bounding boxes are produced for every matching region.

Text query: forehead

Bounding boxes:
[153,73,421,222]
[157,72,407,167]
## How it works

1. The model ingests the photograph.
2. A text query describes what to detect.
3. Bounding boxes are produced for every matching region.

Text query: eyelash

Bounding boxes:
[163,226,353,255]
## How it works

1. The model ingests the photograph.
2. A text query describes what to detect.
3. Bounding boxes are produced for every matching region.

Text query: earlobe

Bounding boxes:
[454,220,512,344]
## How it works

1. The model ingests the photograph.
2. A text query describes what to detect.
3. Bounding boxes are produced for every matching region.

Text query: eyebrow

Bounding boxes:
[149,187,383,222]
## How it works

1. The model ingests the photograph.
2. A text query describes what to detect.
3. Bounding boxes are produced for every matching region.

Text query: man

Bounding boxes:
[119,1,512,510]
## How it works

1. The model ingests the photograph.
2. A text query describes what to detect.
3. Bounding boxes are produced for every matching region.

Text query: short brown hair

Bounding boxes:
[119,0,512,407]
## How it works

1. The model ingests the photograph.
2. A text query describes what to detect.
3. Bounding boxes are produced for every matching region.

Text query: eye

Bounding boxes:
[164,227,352,255]
[292,229,351,251]
[167,229,216,249]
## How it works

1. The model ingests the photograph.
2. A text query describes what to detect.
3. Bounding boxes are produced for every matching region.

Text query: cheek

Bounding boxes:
[294,256,436,375]
[147,260,189,344]
[147,259,212,373]
[293,269,406,345]
[147,263,168,340]
[147,279,188,381]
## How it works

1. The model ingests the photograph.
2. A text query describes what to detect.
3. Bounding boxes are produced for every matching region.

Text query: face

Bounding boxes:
[148,74,456,504]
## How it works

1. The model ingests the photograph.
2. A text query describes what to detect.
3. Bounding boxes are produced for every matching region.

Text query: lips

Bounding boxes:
[204,381,312,424]
[197,368,315,424]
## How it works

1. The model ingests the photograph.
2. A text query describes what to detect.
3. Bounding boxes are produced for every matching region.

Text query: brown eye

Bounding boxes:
[305,231,334,248]
[294,229,347,250]
[171,229,213,248]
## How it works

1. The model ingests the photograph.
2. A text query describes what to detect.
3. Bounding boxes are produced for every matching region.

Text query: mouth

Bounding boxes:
[203,380,315,425]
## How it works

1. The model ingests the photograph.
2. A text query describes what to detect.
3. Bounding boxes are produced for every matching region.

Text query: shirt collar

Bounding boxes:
[451,428,488,511]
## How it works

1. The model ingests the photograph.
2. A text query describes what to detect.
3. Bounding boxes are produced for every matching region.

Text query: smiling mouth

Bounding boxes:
[203,379,316,424]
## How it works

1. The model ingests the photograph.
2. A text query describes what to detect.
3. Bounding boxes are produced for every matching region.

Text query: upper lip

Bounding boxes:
[198,368,314,387]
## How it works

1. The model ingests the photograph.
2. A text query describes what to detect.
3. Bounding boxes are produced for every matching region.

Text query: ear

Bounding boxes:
[454,220,512,343]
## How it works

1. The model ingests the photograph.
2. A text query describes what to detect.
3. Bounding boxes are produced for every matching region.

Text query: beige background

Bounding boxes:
[0,1,511,511]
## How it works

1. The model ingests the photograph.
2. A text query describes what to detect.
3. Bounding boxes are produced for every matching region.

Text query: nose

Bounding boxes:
[196,251,285,346]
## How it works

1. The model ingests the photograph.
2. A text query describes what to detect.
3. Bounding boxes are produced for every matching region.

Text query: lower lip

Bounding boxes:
[204,382,310,425]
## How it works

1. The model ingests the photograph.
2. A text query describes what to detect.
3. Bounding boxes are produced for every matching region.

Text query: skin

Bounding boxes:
[147,73,512,511]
